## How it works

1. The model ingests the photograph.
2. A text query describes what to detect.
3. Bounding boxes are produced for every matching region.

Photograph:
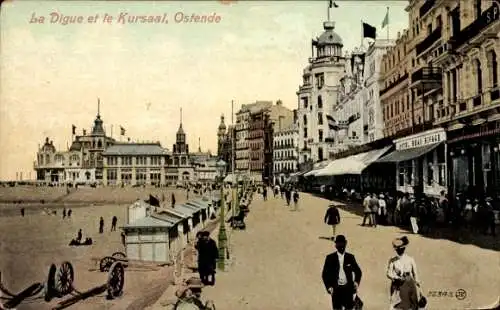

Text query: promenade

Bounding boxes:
[155,192,500,310]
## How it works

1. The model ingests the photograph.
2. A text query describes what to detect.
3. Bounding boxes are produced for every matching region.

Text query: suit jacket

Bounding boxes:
[324,207,340,225]
[322,252,362,292]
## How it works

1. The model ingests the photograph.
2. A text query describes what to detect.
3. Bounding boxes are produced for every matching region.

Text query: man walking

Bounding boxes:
[369,193,379,227]
[285,188,292,206]
[195,231,219,286]
[322,235,362,310]
[171,193,176,208]
[111,216,118,231]
[324,204,341,238]
[293,190,300,210]
[99,217,104,234]
[362,193,372,226]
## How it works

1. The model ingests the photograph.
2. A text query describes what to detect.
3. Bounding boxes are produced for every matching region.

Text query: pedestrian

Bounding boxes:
[438,190,449,224]
[484,197,496,236]
[324,204,341,238]
[67,209,72,218]
[171,193,176,208]
[20,208,25,217]
[63,208,67,219]
[121,232,126,246]
[285,189,292,206]
[386,236,423,310]
[362,193,372,226]
[321,235,362,310]
[378,194,387,225]
[262,187,267,201]
[293,190,299,210]
[99,217,104,234]
[111,216,118,231]
[195,231,219,286]
[370,193,379,227]
[76,229,82,243]
[187,187,190,199]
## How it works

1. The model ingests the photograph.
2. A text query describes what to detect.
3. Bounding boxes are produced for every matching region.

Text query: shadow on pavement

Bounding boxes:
[318,236,335,241]
[310,192,500,252]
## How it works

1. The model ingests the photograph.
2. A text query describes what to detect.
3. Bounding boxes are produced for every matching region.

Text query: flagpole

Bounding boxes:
[386,7,390,40]
[360,20,363,48]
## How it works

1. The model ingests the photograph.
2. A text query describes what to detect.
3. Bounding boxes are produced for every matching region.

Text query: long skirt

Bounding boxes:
[389,278,420,310]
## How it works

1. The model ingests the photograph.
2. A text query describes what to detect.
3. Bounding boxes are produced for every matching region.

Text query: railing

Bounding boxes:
[380,73,409,96]
[273,144,295,150]
[411,67,442,83]
[419,0,435,18]
[416,27,442,55]
[449,2,500,50]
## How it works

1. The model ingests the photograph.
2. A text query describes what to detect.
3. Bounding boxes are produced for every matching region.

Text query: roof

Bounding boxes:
[150,213,183,225]
[102,143,168,156]
[185,201,209,210]
[156,208,190,218]
[239,101,273,114]
[316,21,343,46]
[123,215,173,229]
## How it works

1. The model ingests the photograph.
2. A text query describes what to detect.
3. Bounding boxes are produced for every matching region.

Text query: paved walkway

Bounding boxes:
[154,192,500,310]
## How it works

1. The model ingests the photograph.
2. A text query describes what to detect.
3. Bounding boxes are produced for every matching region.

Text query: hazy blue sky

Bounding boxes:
[0,0,409,180]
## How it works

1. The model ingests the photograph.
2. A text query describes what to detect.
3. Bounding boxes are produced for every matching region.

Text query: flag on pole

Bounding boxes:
[72,125,76,135]
[326,115,337,130]
[363,22,377,39]
[120,126,126,136]
[329,0,338,8]
[382,7,389,28]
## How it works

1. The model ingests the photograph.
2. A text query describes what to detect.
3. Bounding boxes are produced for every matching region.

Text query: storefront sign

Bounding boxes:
[395,129,446,150]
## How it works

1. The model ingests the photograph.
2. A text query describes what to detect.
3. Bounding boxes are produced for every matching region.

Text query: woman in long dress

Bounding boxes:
[387,236,421,310]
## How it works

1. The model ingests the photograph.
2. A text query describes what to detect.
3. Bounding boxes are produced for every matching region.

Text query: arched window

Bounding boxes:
[475,59,483,94]
[303,115,307,125]
[488,50,498,88]
[97,140,102,148]
[45,154,50,164]
[318,147,324,161]
[317,95,323,109]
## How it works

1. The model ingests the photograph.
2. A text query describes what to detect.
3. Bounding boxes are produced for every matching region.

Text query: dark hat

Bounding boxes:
[392,236,409,248]
[200,230,210,237]
[334,235,347,244]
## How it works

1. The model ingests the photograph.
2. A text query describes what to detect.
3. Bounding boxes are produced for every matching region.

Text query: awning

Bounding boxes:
[304,161,330,177]
[316,146,391,176]
[376,143,441,163]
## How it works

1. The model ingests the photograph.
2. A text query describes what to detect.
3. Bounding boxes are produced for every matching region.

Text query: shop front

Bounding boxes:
[447,121,500,199]
[376,128,447,197]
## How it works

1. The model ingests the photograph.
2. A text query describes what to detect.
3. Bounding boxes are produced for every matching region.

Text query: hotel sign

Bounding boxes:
[395,129,446,151]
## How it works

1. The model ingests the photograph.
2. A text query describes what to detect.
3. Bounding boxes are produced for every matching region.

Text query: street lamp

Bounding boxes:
[215,159,227,271]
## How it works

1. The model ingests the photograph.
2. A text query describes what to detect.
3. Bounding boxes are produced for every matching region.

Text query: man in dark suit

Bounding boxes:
[324,204,341,238]
[322,235,362,310]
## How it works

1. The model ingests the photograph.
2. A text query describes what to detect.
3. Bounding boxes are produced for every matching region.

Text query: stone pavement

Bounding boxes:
[151,192,500,310]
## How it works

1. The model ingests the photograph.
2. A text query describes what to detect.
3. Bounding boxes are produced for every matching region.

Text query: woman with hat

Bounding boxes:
[386,236,423,310]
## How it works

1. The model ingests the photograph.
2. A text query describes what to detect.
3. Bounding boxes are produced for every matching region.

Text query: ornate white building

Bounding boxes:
[297,18,346,164]
[273,122,299,185]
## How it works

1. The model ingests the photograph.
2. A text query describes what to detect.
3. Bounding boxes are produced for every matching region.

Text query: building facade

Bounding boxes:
[34,109,116,184]
[429,0,500,198]
[273,122,299,185]
[297,19,346,164]
[102,143,170,186]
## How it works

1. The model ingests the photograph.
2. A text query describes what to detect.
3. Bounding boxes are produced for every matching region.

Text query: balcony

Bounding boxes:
[449,3,500,50]
[419,0,435,18]
[416,27,442,55]
[380,73,409,96]
[411,67,442,92]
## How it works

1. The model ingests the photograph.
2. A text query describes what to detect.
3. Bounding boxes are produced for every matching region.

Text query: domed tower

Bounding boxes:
[217,114,227,156]
[313,21,343,60]
[91,99,105,136]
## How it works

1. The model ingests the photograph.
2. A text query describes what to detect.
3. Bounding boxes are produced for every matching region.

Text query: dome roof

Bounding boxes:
[69,141,82,151]
[317,21,343,46]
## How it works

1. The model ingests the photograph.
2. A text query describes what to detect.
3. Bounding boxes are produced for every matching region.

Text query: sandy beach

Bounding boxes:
[0,186,204,310]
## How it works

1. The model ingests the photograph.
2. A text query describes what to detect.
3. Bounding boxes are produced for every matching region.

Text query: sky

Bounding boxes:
[0,0,409,180]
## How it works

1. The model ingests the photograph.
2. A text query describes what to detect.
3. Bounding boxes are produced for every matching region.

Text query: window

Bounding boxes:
[303,128,308,138]
[475,59,483,94]
[488,50,498,88]
[315,73,325,89]
[318,95,323,109]
[302,97,309,109]
[398,166,405,186]
[426,152,434,186]
[303,115,307,125]
[318,147,324,161]
[352,131,357,137]
[475,0,481,19]
[319,130,323,142]
[318,112,323,125]
[437,144,446,186]
[435,15,442,29]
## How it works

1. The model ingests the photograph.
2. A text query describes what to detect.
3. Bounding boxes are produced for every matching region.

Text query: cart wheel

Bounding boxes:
[112,252,126,259]
[44,264,57,302]
[100,256,116,272]
[55,261,74,297]
[107,262,124,298]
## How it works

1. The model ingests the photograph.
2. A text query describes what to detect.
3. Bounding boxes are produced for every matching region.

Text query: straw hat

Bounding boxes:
[379,194,385,199]
[392,236,409,249]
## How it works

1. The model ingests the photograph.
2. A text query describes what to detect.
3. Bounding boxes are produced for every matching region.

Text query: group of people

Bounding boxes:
[99,216,118,233]
[321,234,424,310]
[268,184,300,210]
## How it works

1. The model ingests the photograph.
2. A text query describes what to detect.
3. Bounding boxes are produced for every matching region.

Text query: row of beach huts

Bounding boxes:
[121,194,222,264]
